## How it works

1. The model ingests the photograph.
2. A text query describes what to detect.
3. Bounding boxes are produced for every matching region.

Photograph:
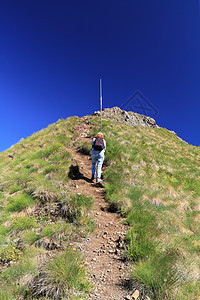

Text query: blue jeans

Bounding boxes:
[91,150,104,179]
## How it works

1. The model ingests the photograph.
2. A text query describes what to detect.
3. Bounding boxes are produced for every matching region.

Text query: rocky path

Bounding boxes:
[67,121,131,300]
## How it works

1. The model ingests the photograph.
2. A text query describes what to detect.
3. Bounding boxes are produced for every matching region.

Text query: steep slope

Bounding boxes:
[0,108,199,299]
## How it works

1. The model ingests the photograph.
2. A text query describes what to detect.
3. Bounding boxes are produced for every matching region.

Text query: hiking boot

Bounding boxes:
[91,174,95,182]
[96,177,102,183]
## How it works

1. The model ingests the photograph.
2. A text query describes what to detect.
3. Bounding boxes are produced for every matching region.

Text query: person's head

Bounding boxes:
[96,132,104,139]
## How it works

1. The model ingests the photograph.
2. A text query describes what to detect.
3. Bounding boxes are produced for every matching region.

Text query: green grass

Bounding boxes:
[176,281,200,300]
[46,248,89,291]
[0,116,94,298]
[131,250,180,299]
[9,184,23,194]
[32,248,91,298]
[61,194,93,223]
[32,143,63,159]
[96,118,200,299]
[41,222,65,238]
[23,230,40,245]
[11,216,37,231]
[0,288,13,300]
[56,135,71,146]
[43,165,62,175]
[5,193,37,212]
[0,225,10,235]
[0,247,42,299]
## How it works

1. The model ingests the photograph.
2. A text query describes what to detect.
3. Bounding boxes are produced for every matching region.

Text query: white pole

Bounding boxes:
[100,78,102,131]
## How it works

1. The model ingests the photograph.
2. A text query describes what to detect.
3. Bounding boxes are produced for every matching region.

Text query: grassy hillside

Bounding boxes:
[0,117,94,299]
[86,117,200,299]
[0,112,199,299]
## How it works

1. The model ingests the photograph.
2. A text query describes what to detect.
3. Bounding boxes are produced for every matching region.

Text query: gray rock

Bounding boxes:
[93,107,157,128]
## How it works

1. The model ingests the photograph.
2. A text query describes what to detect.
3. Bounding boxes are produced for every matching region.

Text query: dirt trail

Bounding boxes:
[67,120,131,300]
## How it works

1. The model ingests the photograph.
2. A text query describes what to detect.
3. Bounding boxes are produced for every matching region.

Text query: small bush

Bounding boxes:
[126,228,156,261]
[131,250,180,298]
[47,248,87,290]
[32,248,90,298]
[61,194,93,223]
[29,178,58,203]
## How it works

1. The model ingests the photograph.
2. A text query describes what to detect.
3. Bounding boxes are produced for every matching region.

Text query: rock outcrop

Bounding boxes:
[93,106,158,128]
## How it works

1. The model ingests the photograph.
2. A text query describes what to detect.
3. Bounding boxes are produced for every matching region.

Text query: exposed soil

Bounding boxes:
[66,119,132,300]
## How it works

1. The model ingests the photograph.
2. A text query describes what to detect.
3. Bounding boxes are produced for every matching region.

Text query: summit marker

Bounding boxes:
[100,78,102,131]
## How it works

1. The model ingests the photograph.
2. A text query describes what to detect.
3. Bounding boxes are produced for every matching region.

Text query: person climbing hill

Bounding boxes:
[91,132,106,183]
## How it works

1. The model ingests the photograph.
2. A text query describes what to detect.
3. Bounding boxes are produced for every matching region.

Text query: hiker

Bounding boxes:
[91,132,106,183]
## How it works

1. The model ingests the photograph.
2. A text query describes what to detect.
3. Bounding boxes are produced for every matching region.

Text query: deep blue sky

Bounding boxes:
[0,0,200,151]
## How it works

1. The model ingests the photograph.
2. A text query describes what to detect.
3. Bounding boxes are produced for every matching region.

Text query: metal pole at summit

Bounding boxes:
[100,78,102,131]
